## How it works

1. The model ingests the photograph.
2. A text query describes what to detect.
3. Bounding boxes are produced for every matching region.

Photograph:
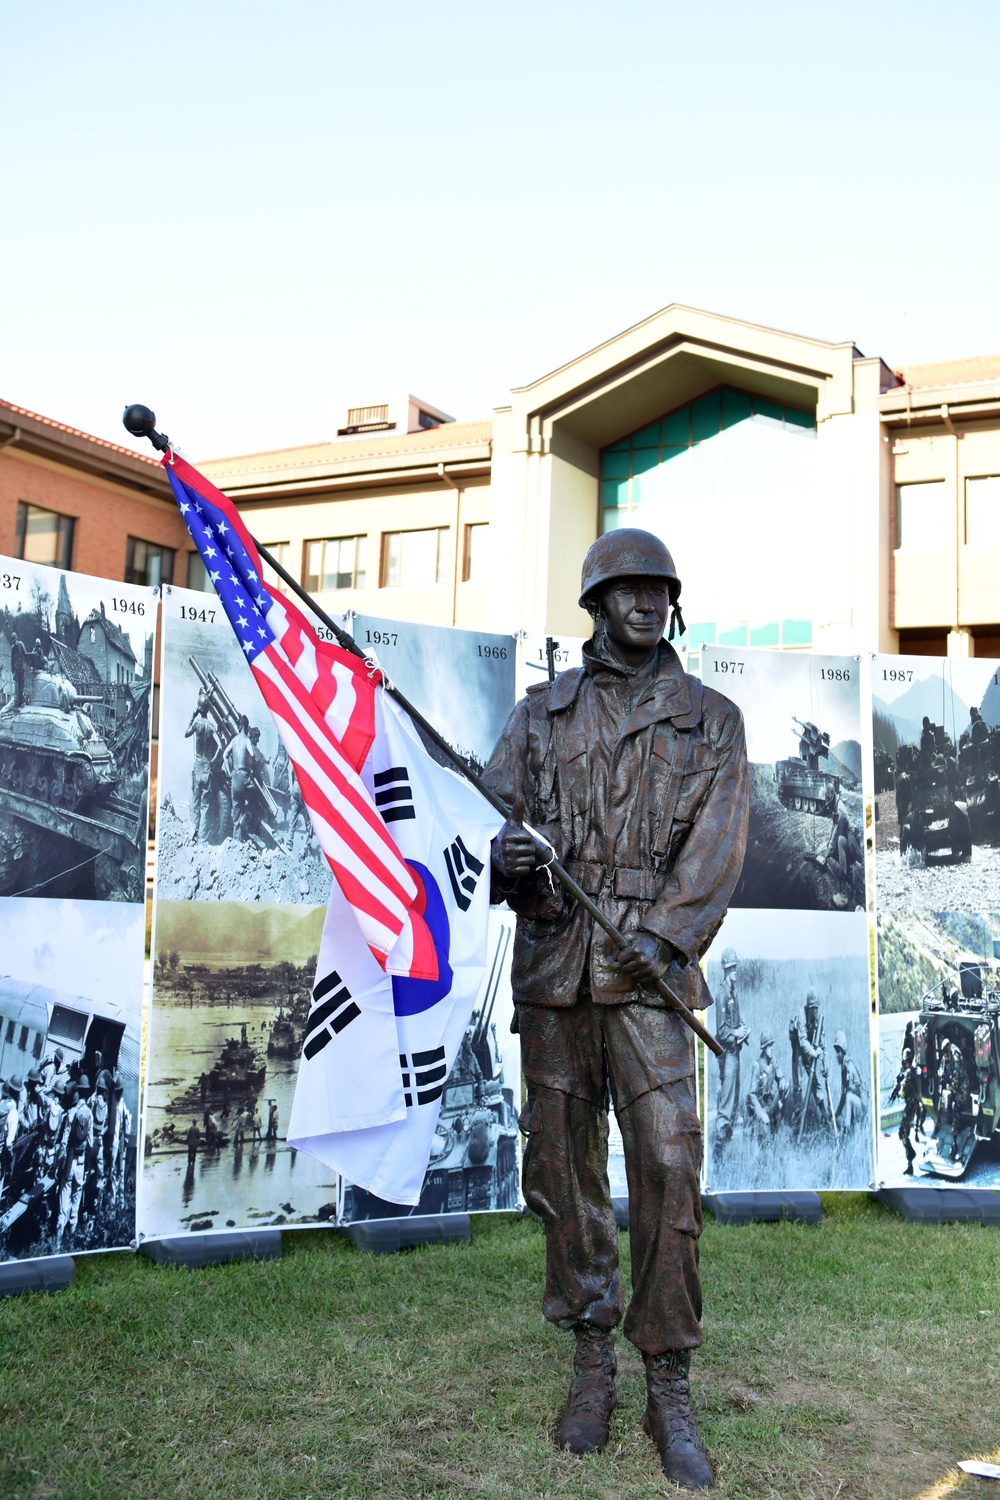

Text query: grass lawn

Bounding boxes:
[1,1194,998,1500]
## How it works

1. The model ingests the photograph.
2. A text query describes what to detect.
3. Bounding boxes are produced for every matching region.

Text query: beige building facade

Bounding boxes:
[197,307,1000,660]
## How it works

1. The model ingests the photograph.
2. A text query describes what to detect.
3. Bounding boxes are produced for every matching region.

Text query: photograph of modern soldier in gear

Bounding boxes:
[155,588,331,905]
[873,654,1000,912]
[704,908,873,1194]
[701,645,864,911]
[484,528,749,1491]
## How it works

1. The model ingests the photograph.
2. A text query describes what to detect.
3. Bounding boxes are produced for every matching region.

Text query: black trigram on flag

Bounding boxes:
[400,1045,447,1107]
[443,835,484,912]
[373,765,414,823]
[302,971,361,1059]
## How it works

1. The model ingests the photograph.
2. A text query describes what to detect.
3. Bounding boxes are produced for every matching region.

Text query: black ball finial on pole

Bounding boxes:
[122,404,171,453]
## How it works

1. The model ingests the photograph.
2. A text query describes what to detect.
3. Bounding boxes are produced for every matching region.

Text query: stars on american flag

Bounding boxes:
[171,477,275,665]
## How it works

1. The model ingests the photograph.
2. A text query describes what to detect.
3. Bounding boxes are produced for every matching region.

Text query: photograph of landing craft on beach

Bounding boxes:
[0,556,153,904]
[140,901,340,1239]
[873,653,1000,912]
[700,645,864,911]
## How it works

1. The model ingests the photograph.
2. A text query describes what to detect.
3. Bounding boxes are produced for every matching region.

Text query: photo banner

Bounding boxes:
[700,645,874,1192]
[0,556,154,1264]
[141,585,338,1240]
[872,652,1000,1189]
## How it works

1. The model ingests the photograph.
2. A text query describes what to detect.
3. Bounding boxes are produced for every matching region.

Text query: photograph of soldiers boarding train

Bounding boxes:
[703,647,864,912]
[873,655,1000,911]
[705,910,873,1192]
[876,910,1000,1186]
[155,591,331,906]
[0,567,152,903]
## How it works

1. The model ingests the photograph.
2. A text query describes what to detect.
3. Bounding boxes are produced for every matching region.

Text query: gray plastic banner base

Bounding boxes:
[0,1255,75,1297]
[876,1187,1000,1225]
[343,1214,471,1254]
[612,1197,630,1230]
[702,1192,823,1225]
[140,1231,282,1267]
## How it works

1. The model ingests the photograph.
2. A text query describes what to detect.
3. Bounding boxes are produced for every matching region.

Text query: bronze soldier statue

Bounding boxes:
[485,528,749,1489]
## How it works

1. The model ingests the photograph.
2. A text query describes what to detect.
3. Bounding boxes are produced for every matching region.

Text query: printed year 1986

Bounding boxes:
[882,668,912,683]
[179,605,215,624]
[112,597,146,616]
[712,659,743,675]
[820,667,852,681]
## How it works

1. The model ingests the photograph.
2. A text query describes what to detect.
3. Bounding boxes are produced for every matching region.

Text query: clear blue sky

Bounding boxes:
[3,1,998,459]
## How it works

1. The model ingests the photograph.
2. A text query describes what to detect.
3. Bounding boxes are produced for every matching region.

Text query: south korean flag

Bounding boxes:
[287,691,503,1206]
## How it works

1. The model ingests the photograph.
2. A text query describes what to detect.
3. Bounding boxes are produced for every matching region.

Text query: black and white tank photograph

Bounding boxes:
[704,908,874,1192]
[873,654,1000,911]
[0,897,143,1262]
[876,909,1000,1188]
[701,645,864,911]
[155,586,332,905]
[141,900,340,1238]
[0,557,154,904]
[339,911,521,1222]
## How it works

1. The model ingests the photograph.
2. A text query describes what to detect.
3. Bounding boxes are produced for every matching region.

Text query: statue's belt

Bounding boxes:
[565,860,658,902]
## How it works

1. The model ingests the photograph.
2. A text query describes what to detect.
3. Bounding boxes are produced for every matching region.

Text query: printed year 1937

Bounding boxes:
[179,604,215,624]
[712,660,744,675]
[820,667,852,682]
[0,573,20,591]
[882,668,913,683]
[111,597,146,616]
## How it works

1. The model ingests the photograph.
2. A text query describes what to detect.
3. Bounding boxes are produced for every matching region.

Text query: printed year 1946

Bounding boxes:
[820,667,852,682]
[712,659,743,675]
[179,604,215,624]
[111,597,146,616]
[0,573,20,591]
[882,668,913,683]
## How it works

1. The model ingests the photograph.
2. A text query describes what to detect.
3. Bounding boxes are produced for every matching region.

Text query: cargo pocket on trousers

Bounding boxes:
[665,1101,704,1238]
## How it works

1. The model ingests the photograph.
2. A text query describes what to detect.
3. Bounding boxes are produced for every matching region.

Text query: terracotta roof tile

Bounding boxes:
[0,398,161,466]
[898,356,1000,390]
[201,420,493,477]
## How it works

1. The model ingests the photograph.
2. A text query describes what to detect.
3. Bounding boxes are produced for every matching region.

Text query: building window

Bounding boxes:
[14,502,75,569]
[304,536,366,593]
[186,551,214,592]
[462,523,488,583]
[381,528,449,588]
[418,409,442,431]
[337,405,394,436]
[965,476,1000,550]
[683,620,813,651]
[260,541,293,594]
[896,481,947,554]
[125,537,175,587]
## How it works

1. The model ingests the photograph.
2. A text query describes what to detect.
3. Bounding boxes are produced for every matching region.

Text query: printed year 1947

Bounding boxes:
[111,597,146,616]
[820,667,852,682]
[179,604,215,624]
[882,668,913,683]
[0,573,20,591]
[712,659,743,675]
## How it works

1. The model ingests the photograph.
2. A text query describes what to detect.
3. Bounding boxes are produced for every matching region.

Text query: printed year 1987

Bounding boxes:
[112,597,146,616]
[179,605,215,624]
[882,668,913,683]
[820,667,852,682]
[712,660,744,675]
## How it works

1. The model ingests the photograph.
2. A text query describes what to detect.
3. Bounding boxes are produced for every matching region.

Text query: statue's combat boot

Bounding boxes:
[642,1350,715,1490]
[555,1325,618,1455]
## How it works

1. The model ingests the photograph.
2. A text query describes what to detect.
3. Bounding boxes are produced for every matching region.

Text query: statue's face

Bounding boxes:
[599,575,669,662]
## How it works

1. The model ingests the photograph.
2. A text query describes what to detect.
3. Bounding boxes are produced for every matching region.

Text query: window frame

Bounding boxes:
[125,536,175,588]
[380,526,449,589]
[14,500,75,570]
[303,535,366,593]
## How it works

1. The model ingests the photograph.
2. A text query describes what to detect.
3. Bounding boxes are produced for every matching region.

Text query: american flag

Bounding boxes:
[162,450,437,980]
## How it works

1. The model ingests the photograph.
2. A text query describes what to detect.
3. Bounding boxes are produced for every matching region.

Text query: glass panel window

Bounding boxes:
[125,537,174,587]
[462,523,488,584]
[380,528,449,588]
[965,476,1000,549]
[896,481,946,554]
[186,551,213,592]
[304,536,366,593]
[259,541,293,594]
[781,619,813,647]
[15,501,75,569]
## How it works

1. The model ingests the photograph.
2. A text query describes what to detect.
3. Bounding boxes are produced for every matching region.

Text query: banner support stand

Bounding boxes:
[876,1187,1000,1225]
[139,1231,282,1268]
[701,1192,823,1226]
[341,1214,472,1255]
[0,1255,75,1297]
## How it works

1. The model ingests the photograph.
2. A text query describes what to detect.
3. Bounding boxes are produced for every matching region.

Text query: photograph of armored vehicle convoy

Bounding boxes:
[0,570,152,903]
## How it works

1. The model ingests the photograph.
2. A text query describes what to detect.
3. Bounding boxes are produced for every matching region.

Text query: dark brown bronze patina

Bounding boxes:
[484,528,749,1490]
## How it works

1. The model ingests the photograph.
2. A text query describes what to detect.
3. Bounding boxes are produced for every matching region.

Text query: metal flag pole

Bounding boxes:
[122,404,722,1058]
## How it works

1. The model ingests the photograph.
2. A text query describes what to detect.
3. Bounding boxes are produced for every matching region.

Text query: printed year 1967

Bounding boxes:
[111,597,146,616]
[882,668,913,683]
[820,667,852,681]
[179,604,215,624]
[712,659,744,675]
[0,573,20,590]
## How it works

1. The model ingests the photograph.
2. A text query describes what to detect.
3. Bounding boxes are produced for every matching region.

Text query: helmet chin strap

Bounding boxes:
[668,602,686,642]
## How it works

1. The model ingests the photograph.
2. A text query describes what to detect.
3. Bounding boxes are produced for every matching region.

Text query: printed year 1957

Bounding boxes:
[0,573,20,591]
[712,659,744,675]
[111,597,146,616]
[364,629,398,647]
[820,667,852,681]
[882,668,913,683]
[179,604,215,624]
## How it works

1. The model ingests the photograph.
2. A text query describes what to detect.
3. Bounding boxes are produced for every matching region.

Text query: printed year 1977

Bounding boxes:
[712,660,744,675]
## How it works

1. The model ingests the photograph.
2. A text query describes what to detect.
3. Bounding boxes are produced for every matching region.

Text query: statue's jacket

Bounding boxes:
[483,639,749,1019]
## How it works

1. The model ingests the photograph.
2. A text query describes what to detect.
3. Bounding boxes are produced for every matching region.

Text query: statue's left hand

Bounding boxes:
[617,931,676,984]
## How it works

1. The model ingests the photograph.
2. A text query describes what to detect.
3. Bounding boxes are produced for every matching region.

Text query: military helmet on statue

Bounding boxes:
[579,528,681,609]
